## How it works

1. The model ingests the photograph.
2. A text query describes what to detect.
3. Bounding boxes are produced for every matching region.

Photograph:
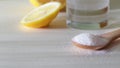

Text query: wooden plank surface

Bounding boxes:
[0,0,120,68]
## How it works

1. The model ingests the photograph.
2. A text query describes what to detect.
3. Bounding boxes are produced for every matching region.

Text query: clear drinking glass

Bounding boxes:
[66,0,110,29]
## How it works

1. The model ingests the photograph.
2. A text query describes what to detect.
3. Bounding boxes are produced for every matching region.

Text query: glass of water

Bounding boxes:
[66,0,110,29]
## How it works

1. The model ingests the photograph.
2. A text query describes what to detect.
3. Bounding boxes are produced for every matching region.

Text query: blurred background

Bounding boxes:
[110,0,120,9]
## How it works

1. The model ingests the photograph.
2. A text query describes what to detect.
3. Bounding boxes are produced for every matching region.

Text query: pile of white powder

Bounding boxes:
[72,33,109,46]
[71,33,109,55]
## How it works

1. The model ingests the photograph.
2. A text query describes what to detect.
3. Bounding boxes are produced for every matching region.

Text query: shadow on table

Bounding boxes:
[49,13,67,29]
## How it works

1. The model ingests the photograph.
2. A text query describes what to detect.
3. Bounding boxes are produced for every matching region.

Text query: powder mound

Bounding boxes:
[72,33,109,46]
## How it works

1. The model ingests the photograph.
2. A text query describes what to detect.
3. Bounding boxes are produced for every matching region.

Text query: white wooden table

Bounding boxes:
[0,0,120,68]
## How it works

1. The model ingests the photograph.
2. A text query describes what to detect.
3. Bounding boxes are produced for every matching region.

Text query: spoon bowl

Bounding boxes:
[72,29,120,50]
[72,41,108,50]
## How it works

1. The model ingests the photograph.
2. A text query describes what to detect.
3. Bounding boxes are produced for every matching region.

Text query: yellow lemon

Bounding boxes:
[21,2,61,28]
[29,0,66,10]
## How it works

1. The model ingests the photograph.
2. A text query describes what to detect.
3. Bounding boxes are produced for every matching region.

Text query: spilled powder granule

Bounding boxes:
[71,46,107,56]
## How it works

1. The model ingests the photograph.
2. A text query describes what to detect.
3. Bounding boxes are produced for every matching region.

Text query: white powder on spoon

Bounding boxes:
[72,33,109,46]
[71,33,109,55]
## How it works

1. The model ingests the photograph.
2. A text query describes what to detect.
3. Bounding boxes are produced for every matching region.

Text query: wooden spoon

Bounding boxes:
[72,29,120,50]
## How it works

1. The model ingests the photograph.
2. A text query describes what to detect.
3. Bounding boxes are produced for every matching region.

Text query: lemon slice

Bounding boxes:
[21,2,61,28]
[29,0,66,10]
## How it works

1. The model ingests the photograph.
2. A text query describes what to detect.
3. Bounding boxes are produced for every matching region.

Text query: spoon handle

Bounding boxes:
[103,29,120,41]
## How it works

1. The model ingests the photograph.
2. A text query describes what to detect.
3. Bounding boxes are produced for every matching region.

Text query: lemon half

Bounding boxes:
[21,2,61,28]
